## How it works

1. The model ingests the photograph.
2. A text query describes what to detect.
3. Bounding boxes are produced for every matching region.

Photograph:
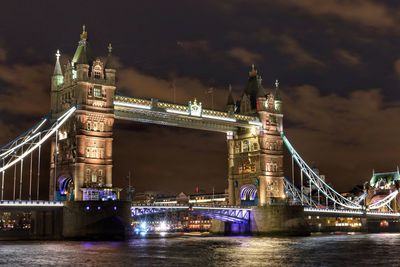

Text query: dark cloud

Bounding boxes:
[226,47,262,66]
[282,0,400,30]
[177,40,209,53]
[0,0,399,196]
[334,49,362,66]
[0,47,6,62]
[284,85,400,191]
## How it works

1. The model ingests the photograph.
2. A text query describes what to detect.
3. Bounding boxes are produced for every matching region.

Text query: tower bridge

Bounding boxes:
[0,27,399,238]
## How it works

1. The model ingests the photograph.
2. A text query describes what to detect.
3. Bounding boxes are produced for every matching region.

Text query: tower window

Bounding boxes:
[94,71,101,79]
[93,86,102,98]
[86,169,91,180]
[91,172,97,183]
[242,140,249,152]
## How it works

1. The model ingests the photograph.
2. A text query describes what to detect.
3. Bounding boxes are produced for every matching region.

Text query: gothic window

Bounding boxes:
[86,169,91,180]
[93,86,102,98]
[93,63,103,79]
[99,122,104,132]
[91,172,97,183]
[86,148,90,157]
[94,71,101,79]
[86,121,91,131]
[90,148,97,158]
[242,140,249,152]
[93,122,98,131]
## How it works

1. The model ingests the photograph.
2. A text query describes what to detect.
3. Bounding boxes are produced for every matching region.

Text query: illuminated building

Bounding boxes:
[49,26,120,201]
[366,169,400,212]
[228,67,284,206]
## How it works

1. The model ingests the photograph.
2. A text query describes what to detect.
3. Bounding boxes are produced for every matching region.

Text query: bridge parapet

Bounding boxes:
[0,200,64,208]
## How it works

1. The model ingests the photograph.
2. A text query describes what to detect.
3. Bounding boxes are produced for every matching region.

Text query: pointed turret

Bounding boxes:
[256,75,265,98]
[105,43,118,70]
[226,85,236,114]
[52,50,64,90]
[240,64,266,114]
[274,79,283,113]
[72,25,92,80]
[105,43,117,83]
[72,25,92,66]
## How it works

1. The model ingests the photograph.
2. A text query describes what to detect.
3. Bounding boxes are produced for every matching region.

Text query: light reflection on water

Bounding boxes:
[0,234,399,266]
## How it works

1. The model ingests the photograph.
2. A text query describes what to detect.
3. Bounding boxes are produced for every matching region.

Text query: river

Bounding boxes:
[0,234,398,266]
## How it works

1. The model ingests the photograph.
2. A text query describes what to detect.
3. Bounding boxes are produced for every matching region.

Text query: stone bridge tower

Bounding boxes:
[49,26,119,201]
[227,65,284,206]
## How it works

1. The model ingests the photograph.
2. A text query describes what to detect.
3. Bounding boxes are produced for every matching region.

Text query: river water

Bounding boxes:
[0,234,399,266]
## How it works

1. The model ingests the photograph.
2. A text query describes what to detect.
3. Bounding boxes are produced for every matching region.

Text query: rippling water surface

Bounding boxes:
[0,234,399,266]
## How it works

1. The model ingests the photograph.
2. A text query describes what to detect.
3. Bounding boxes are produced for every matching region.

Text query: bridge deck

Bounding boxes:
[114,95,260,133]
[131,204,400,220]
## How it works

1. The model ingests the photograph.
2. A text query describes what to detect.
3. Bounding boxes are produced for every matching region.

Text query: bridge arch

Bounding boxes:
[240,184,258,206]
[57,175,74,201]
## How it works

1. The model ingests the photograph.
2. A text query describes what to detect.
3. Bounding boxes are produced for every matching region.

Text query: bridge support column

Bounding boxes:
[250,205,309,236]
[211,205,309,236]
[31,209,63,240]
[62,201,131,240]
[259,176,267,206]
[210,219,250,235]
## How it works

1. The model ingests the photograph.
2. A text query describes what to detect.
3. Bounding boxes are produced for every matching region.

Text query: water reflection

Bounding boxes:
[0,234,399,266]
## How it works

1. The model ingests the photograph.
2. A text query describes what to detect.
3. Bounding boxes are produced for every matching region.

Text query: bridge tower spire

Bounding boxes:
[49,26,118,201]
[226,84,236,114]
[51,50,64,113]
[228,67,284,206]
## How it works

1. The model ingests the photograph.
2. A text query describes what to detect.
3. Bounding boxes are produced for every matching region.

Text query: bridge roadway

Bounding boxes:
[131,204,400,221]
[1,201,398,221]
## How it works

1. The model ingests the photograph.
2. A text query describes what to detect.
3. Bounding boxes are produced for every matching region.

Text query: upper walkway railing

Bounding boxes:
[114,95,260,132]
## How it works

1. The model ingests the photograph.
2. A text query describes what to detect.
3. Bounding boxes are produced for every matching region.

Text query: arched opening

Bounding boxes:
[240,184,258,206]
[57,175,74,201]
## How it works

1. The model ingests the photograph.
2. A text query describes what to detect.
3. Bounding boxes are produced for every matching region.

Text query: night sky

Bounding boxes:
[1,1,400,197]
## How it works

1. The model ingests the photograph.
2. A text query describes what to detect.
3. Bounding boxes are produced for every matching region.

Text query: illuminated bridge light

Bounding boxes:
[249,121,262,126]
[166,109,190,115]
[0,201,64,207]
[114,101,151,110]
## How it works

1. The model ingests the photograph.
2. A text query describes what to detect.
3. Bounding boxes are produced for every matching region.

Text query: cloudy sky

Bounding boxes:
[1,0,400,196]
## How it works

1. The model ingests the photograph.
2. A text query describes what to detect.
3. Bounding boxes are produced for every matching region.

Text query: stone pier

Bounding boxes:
[62,201,132,240]
[210,205,309,236]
